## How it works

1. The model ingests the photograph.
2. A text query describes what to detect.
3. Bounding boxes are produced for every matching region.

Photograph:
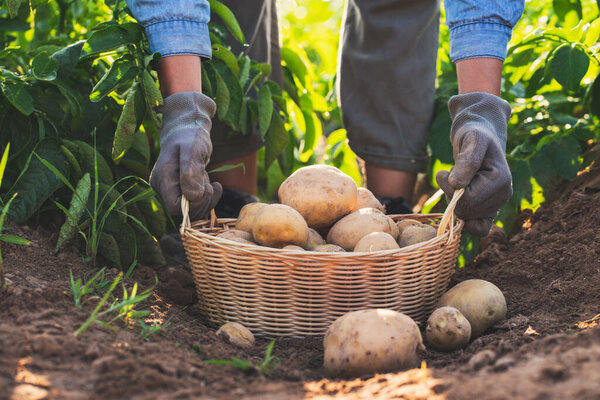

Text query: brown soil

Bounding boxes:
[2,166,600,400]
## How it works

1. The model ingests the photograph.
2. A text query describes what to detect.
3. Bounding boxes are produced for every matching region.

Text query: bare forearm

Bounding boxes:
[158,55,203,97]
[455,57,503,96]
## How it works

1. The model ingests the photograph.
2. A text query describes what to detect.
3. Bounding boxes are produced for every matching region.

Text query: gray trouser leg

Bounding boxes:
[338,0,440,173]
[209,0,282,164]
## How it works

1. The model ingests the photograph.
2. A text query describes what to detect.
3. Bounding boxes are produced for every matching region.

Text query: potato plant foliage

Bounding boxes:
[0,0,599,266]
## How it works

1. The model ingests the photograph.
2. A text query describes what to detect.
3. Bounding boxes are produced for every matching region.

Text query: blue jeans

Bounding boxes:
[126,0,524,62]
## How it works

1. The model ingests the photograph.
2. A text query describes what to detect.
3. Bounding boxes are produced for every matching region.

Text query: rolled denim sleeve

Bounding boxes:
[445,0,525,62]
[125,0,212,58]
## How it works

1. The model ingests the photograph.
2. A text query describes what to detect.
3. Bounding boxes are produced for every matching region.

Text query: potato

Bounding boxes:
[278,165,358,229]
[282,245,305,251]
[437,279,507,339]
[216,322,255,349]
[304,228,326,250]
[217,230,255,245]
[327,208,398,251]
[252,204,309,248]
[426,307,471,352]
[398,224,436,247]
[353,187,385,212]
[396,219,422,236]
[324,309,424,378]
[313,244,345,252]
[235,203,267,233]
[354,232,400,252]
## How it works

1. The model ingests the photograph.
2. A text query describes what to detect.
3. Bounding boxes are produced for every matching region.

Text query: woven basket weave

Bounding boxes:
[181,189,464,337]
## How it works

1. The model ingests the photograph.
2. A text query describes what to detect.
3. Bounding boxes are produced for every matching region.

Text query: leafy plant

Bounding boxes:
[205,340,280,375]
[0,143,30,288]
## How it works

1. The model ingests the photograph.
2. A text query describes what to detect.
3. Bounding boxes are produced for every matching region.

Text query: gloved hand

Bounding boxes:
[435,92,512,237]
[150,91,222,220]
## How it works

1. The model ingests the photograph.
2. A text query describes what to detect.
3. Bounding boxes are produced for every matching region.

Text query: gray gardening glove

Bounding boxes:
[150,91,222,220]
[435,92,512,237]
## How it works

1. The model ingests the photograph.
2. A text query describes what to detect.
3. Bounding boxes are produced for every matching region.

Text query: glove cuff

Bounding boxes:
[448,92,511,151]
[159,91,216,139]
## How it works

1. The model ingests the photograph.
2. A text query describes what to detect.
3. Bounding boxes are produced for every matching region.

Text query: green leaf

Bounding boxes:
[51,41,84,75]
[550,136,581,180]
[510,160,533,203]
[81,23,143,57]
[0,143,10,191]
[8,140,70,223]
[208,0,245,44]
[113,82,141,162]
[31,51,59,81]
[90,55,137,102]
[585,18,600,47]
[212,44,240,76]
[252,63,272,79]
[264,113,289,169]
[214,70,230,119]
[56,173,91,254]
[239,56,251,87]
[98,232,122,269]
[201,67,213,97]
[208,162,245,174]
[63,140,113,185]
[550,44,589,91]
[1,83,34,116]
[553,0,582,23]
[7,0,21,18]
[281,47,308,87]
[0,234,30,245]
[258,85,273,139]
[141,70,163,108]
[300,110,321,162]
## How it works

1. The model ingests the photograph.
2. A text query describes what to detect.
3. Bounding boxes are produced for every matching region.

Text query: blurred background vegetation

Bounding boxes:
[0,0,598,267]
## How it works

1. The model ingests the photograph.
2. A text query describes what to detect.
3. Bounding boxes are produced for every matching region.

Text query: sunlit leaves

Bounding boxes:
[550,44,589,91]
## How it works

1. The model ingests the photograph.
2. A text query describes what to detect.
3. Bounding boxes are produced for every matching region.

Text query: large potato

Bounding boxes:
[426,307,471,352]
[324,309,424,378]
[252,204,309,248]
[353,187,385,212]
[398,224,436,247]
[354,232,399,252]
[304,228,326,250]
[327,208,398,251]
[235,203,267,233]
[278,165,358,229]
[437,279,507,339]
[396,219,422,236]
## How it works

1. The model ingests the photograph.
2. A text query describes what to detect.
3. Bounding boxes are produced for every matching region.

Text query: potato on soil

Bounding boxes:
[398,224,436,247]
[396,219,422,236]
[313,244,345,252]
[426,306,471,352]
[278,165,358,229]
[354,232,400,252]
[252,204,309,248]
[216,230,255,244]
[324,309,424,378]
[216,322,255,349]
[304,228,326,250]
[327,208,398,251]
[437,279,507,339]
[353,187,385,212]
[235,203,267,233]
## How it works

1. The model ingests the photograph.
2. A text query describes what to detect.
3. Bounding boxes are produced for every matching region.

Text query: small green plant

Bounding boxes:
[0,144,31,288]
[71,269,159,340]
[205,340,280,375]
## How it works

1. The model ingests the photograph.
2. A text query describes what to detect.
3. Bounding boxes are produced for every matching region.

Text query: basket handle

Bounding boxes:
[180,196,217,234]
[436,187,465,237]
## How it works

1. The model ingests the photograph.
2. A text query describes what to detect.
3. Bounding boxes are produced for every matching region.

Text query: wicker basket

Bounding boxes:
[181,189,464,337]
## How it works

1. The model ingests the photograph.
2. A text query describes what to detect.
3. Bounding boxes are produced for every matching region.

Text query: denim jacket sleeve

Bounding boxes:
[445,0,525,62]
[125,0,212,58]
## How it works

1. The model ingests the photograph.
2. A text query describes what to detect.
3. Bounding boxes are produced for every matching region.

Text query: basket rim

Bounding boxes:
[181,212,464,257]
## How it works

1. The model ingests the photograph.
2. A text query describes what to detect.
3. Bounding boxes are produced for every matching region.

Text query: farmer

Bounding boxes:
[125,0,524,237]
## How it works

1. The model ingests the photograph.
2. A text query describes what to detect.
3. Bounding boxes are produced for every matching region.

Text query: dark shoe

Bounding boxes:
[378,197,413,215]
[213,188,259,218]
